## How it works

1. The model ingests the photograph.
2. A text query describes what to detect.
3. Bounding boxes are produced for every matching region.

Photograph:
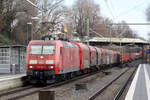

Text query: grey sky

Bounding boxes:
[64,0,150,40]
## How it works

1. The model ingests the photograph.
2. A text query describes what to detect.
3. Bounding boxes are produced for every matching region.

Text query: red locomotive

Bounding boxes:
[26,40,140,84]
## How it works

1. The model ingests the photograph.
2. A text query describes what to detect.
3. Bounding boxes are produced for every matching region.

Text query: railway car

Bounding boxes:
[100,48,106,66]
[88,46,97,68]
[120,53,138,63]
[121,54,127,63]
[112,51,117,64]
[70,42,90,72]
[116,52,121,64]
[94,47,101,68]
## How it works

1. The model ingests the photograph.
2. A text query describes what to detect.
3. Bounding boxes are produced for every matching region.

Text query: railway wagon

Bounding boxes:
[94,47,101,67]
[70,42,90,71]
[101,48,107,65]
[121,54,128,63]
[88,46,97,67]
[114,51,121,65]
[106,50,113,65]
[105,50,119,66]
[112,51,117,64]
[121,53,137,63]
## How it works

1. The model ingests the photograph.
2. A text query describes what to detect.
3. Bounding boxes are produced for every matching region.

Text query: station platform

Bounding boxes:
[125,64,150,100]
[0,73,25,80]
[0,74,26,91]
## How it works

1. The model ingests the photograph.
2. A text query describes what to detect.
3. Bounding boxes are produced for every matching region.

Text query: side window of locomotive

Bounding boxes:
[62,41,74,48]
[62,41,68,47]
[67,42,74,48]
[72,43,77,48]
[43,45,55,55]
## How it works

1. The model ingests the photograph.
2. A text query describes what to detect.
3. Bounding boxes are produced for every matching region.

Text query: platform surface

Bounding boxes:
[0,73,26,81]
[125,64,150,100]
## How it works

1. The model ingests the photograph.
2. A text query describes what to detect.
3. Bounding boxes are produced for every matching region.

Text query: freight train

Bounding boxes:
[26,40,141,84]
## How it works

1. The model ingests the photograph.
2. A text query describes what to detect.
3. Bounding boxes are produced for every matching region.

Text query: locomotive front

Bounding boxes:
[26,40,57,83]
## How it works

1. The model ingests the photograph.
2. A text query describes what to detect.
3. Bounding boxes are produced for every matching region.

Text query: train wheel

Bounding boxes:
[70,72,74,79]
[66,73,71,80]
[55,75,63,82]
[36,80,47,86]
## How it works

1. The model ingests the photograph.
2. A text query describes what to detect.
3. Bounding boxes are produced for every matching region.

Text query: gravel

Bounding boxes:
[19,66,128,100]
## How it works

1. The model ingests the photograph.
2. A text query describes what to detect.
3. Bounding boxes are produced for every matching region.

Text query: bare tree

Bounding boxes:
[11,0,38,44]
[11,0,65,44]
[0,0,16,39]
[69,0,101,39]
[109,21,135,38]
[32,0,65,37]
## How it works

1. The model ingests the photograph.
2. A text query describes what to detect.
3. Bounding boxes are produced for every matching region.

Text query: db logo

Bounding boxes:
[39,60,44,64]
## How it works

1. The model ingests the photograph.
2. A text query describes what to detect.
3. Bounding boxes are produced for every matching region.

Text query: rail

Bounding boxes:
[87,68,130,100]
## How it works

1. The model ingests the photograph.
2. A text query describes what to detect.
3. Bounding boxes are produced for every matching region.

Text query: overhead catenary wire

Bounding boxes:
[108,0,118,19]
[104,0,120,40]
[112,23,150,25]
[117,0,150,17]
[89,29,104,38]
[104,0,116,21]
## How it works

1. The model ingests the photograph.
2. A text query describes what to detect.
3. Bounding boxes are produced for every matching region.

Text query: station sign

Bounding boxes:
[146,49,150,54]
[25,43,28,48]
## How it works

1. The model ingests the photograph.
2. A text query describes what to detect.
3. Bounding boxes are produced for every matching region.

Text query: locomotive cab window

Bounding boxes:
[43,45,55,54]
[30,45,55,55]
[30,45,42,54]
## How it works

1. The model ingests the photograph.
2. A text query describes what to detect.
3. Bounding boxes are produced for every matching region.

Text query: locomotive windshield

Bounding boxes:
[43,45,55,54]
[30,45,55,55]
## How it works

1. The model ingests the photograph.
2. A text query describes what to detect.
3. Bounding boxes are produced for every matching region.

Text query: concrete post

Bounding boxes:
[39,90,55,100]
[75,83,87,90]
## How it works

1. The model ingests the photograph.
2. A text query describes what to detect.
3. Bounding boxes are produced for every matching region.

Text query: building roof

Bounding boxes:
[0,45,25,48]
[89,37,149,44]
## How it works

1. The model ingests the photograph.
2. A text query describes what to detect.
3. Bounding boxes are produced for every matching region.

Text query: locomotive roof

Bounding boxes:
[30,40,69,42]
[31,40,58,42]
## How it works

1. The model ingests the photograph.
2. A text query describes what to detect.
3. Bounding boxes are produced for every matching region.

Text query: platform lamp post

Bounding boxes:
[27,22,32,43]
[27,17,40,44]
[106,23,113,46]
[86,18,90,45]
[117,28,127,54]
[109,25,112,46]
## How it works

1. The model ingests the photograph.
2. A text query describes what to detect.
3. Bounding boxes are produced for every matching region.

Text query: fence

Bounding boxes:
[0,46,26,74]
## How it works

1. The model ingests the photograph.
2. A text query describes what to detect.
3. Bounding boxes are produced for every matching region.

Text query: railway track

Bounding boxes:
[0,85,33,97]
[87,67,137,100]
[113,66,137,100]
[0,69,103,100]
[0,60,140,100]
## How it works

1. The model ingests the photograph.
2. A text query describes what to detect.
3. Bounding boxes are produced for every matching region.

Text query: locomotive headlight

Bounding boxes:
[46,60,54,64]
[29,66,34,69]
[48,66,54,69]
[29,60,37,64]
